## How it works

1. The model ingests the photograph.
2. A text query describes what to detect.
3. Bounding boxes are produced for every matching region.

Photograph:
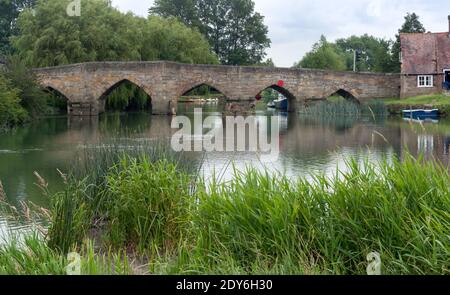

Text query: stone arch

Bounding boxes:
[98,78,153,112]
[42,84,72,102]
[326,88,360,103]
[254,84,298,112]
[177,81,232,100]
[43,85,70,114]
[99,78,154,101]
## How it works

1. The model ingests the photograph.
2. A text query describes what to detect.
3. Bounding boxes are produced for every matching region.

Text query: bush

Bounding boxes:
[104,157,192,254]
[0,74,28,129]
[4,55,48,117]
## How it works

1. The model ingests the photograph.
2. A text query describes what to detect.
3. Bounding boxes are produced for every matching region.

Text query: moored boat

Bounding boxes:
[274,97,288,111]
[402,109,439,119]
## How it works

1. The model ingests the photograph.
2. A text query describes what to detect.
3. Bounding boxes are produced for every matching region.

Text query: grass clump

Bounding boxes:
[384,94,450,106]
[2,148,448,275]
[299,99,386,117]
[103,157,192,254]
[0,235,132,275]
[175,155,449,275]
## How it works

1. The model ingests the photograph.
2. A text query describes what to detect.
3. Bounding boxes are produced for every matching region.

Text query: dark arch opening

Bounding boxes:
[180,83,226,102]
[44,86,69,114]
[100,80,152,112]
[178,83,227,113]
[327,89,359,104]
[258,85,297,112]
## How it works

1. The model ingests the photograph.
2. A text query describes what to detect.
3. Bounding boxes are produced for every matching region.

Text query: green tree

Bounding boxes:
[3,55,48,116]
[11,0,218,111]
[149,0,198,27]
[12,0,218,67]
[294,36,346,71]
[150,0,271,65]
[391,12,426,72]
[335,35,394,72]
[0,0,35,54]
[0,73,28,129]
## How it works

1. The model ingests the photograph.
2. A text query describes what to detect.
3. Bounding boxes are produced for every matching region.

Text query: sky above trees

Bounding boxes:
[111,0,450,67]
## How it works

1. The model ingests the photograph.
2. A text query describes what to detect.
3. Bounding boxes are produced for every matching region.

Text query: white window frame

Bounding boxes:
[417,75,433,88]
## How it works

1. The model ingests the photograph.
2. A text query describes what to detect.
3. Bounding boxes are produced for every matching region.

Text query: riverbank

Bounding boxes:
[384,94,450,116]
[0,146,448,275]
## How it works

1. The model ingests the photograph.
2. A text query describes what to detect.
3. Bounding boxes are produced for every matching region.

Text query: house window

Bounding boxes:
[417,75,433,88]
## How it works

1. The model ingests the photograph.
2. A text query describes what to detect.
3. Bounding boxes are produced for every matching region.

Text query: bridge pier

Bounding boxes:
[151,99,177,115]
[68,100,106,116]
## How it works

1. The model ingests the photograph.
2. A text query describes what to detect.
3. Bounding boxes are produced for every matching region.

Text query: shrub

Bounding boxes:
[0,74,28,129]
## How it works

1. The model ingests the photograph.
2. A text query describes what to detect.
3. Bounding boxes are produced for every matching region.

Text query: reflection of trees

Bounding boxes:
[281,113,399,160]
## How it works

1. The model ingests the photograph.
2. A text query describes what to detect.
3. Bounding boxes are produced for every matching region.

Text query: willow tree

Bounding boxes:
[12,0,218,110]
[12,0,218,67]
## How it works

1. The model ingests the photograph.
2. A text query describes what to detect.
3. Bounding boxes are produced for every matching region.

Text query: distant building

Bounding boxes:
[400,16,450,98]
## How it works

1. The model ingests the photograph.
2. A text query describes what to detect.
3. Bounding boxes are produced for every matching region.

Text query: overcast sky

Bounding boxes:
[110,0,449,67]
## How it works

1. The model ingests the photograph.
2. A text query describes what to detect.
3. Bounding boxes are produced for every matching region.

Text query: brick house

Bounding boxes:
[400,16,450,98]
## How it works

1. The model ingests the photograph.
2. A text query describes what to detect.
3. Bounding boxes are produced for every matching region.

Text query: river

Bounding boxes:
[1,102,450,236]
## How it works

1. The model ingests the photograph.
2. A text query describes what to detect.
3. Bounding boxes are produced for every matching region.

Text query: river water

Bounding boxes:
[1,102,450,236]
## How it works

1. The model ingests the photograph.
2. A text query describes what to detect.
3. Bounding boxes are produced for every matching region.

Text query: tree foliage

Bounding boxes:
[3,55,48,116]
[0,73,28,129]
[12,0,218,67]
[294,36,346,71]
[335,35,395,73]
[294,13,427,73]
[0,0,35,54]
[150,0,271,65]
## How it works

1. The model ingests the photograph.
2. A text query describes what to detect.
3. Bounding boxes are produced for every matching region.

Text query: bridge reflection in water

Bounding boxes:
[0,106,449,208]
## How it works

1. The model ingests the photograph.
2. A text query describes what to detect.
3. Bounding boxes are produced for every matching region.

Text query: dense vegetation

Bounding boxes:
[295,13,427,73]
[12,0,218,67]
[150,0,271,65]
[6,0,219,113]
[0,0,36,55]
[0,145,448,275]
[0,56,50,129]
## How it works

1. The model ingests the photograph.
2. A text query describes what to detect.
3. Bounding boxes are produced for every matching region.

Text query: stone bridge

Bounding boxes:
[34,61,400,115]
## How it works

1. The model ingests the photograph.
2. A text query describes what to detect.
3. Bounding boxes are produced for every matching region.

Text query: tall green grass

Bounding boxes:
[0,235,132,275]
[103,157,193,254]
[182,156,449,274]
[3,148,449,275]
[47,141,199,256]
[299,99,387,117]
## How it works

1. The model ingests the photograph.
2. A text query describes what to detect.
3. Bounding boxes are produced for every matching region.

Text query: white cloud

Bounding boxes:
[111,0,450,67]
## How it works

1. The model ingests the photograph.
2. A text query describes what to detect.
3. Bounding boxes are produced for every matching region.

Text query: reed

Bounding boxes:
[299,99,387,117]
[4,149,448,275]
[181,155,449,274]
[0,235,133,275]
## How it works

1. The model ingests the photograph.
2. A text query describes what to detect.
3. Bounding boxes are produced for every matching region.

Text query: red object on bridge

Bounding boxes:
[255,93,262,101]
[277,80,284,87]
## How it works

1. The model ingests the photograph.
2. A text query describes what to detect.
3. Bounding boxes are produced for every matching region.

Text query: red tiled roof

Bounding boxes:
[400,32,450,74]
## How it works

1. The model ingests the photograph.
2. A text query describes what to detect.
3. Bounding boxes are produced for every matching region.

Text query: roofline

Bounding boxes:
[400,31,449,35]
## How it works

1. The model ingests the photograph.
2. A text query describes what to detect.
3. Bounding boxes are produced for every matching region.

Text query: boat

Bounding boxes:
[274,97,288,111]
[402,109,439,120]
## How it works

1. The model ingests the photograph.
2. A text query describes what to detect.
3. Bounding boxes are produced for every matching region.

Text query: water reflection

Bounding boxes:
[0,104,449,210]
